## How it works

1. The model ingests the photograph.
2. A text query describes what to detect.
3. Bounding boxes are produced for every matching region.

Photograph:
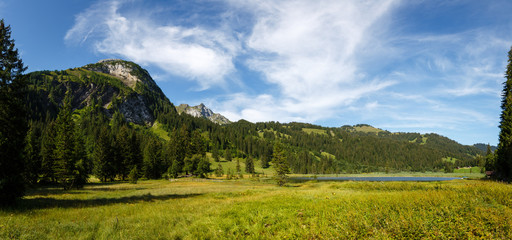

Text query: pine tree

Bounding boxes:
[93,126,114,182]
[215,163,224,177]
[261,146,271,168]
[212,145,220,162]
[485,144,495,172]
[128,166,139,184]
[184,154,200,175]
[224,147,232,162]
[53,93,85,189]
[40,120,56,183]
[73,129,89,188]
[245,156,255,174]
[272,141,290,186]
[496,46,512,181]
[24,121,42,185]
[0,19,27,205]
[195,156,211,178]
[142,137,162,179]
[168,125,189,178]
[191,129,206,156]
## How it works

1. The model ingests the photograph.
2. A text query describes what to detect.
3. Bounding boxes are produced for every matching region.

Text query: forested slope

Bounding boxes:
[22,60,485,187]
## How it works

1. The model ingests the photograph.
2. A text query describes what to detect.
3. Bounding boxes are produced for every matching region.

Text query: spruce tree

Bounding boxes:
[40,120,57,183]
[53,93,84,189]
[224,147,232,162]
[24,121,42,185]
[261,146,271,168]
[195,156,211,178]
[212,145,220,162]
[496,46,512,181]
[142,137,162,179]
[0,19,27,205]
[272,141,290,186]
[245,156,255,174]
[93,126,114,182]
[236,158,242,178]
[485,144,495,172]
[215,163,224,177]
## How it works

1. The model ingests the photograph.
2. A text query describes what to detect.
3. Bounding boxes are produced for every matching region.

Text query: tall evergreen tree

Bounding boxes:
[215,163,224,177]
[212,145,220,162]
[272,141,290,186]
[496,46,512,182]
[245,156,255,174]
[53,93,84,189]
[485,144,495,172]
[93,126,115,182]
[40,120,56,183]
[224,147,232,162]
[0,19,27,205]
[195,155,210,178]
[142,137,162,179]
[24,121,42,185]
[261,145,271,168]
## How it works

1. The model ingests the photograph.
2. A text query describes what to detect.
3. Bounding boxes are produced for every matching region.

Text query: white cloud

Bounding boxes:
[219,0,400,123]
[65,0,240,89]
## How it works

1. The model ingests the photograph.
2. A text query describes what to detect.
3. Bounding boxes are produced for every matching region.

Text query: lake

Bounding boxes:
[289,176,463,182]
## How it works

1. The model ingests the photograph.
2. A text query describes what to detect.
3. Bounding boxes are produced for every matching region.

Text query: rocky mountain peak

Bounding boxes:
[176,103,230,125]
[84,59,153,90]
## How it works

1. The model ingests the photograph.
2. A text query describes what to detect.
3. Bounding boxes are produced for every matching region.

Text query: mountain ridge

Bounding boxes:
[176,103,231,125]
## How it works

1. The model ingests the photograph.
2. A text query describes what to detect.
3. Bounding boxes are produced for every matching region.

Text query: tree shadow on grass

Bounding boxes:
[4,193,202,212]
[24,182,148,196]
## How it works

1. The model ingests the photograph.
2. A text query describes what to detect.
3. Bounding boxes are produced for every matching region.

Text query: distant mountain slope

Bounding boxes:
[176,103,231,125]
[339,124,484,157]
[473,143,497,153]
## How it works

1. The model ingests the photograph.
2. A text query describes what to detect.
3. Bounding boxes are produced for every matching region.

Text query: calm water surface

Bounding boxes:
[290,176,462,182]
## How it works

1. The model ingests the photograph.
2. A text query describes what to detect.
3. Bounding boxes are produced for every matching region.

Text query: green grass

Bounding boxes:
[353,125,383,134]
[302,128,328,136]
[291,171,485,179]
[454,167,482,174]
[442,157,458,164]
[2,178,511,239]
[150,121,170,141]
[410,135,428,145]
[207,154,274,177]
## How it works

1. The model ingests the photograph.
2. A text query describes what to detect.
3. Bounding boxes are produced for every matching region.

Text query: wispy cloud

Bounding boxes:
[65,0,240,90]
[223,0,400,122]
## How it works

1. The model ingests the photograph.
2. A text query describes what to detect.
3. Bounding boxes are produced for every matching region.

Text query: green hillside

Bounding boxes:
[21,60,487,189]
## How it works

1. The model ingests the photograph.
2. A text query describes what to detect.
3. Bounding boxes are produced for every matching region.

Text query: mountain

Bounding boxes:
[23,59,486,179]
[176,103,231,125]
[340,124,484,157]
[26,59,176,125]
[473,143,497,153]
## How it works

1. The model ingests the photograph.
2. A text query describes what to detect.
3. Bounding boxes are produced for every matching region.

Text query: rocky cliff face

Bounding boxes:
[177,103,231,125]
[86,59,140,88]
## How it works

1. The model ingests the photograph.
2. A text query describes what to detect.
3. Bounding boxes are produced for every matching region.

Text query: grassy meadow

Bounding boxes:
[2,176,512,239]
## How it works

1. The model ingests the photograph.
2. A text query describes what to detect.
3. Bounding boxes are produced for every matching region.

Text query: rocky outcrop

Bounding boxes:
[177,103,231,125]
[85,59,140,88]
[117,94,154,124]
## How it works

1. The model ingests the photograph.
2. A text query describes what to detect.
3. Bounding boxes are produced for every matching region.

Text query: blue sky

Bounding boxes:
[2,0,512,146]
